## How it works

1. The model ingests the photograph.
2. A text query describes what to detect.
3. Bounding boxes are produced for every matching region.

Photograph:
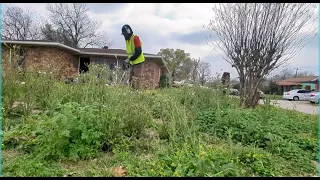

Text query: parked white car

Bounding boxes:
[309,92,319,104]
[282,89,312,101]
[304,91,318,101]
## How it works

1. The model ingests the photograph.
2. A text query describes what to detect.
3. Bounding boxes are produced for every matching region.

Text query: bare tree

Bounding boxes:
[190,58,200,82]
[41,24,57,42]
[296,70,315,77]
[2,5,41,40]
[271,66,315,80]
[46,3,112,48]
[198,62,211,85]
[271,67,295,80]
[205,72,222,88]
[206,3,317,108]
[40,23,75,46]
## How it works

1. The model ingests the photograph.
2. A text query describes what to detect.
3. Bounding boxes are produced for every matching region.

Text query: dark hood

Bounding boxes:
[122,24,133,40]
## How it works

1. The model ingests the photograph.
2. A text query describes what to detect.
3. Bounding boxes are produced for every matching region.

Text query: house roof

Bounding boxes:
[1,39,160,57]
[77,48,156,56]
[276,76,318,86]
[1,39,169,72]
[276,81,302,86]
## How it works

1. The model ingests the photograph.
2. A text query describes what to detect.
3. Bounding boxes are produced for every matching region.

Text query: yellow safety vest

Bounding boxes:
[126,34,145,65]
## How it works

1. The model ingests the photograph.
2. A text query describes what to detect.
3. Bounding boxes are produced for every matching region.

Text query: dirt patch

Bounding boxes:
[313,161,318,169]
[139,153,154,161]
[153,119,164,126]
[12,101,43,114]
[61,153,114,177]
[12,101,26,108]
[2,149,23,159]
[143,128,159,140]
[31,109,42,114]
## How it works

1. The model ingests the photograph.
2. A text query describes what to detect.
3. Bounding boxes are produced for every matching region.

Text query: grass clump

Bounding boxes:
[2,63,318,177]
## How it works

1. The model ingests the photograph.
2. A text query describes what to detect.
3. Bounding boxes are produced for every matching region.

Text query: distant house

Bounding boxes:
[275,76,319,93]
[1,40,170,89]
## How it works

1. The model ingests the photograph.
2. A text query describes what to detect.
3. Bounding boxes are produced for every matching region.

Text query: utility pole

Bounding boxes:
[294,67,301,78]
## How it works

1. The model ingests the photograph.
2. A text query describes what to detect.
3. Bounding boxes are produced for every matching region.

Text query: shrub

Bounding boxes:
[2,66,317,177]
[159,75,171,88]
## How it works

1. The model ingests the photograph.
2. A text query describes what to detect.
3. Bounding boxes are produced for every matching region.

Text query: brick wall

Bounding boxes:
[90,56,162,90]
[2,45,79,79]
[1,44,168,89]
[141,60,161,89]
[25,46,79,78]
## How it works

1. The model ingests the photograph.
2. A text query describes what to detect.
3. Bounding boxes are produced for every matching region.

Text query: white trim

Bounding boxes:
[311,77,318,81]
[2,40,80,53]
[79,51,161,59]
[2,40,162,58]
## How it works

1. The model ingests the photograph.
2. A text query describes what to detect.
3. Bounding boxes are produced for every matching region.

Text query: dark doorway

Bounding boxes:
[79,57,90,73]
[305,85,311,90]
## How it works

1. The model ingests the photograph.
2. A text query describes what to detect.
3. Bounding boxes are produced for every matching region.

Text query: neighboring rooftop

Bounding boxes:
[276,76,318,86]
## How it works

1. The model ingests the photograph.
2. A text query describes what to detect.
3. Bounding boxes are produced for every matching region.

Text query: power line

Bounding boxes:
[202,49,214,61]
[294,67,301,78]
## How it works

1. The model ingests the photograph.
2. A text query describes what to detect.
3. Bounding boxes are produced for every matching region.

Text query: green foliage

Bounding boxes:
[264,81,280,95]
[2,66,318,177]
[3,154,66,177]
[195,106,318,175]
[159,75,171,88]
[157,48,193,81]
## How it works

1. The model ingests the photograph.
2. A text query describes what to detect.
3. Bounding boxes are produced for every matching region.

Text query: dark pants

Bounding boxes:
[129,62,145,89]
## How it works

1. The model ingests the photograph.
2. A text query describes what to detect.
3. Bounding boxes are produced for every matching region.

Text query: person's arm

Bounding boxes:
[129,36,142,61]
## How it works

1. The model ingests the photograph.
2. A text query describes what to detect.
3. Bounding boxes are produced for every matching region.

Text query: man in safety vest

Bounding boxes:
[121,24,145,89]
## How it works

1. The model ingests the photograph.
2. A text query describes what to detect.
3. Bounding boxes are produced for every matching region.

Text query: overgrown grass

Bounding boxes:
[2,64,318,177]
[264,94,283,100]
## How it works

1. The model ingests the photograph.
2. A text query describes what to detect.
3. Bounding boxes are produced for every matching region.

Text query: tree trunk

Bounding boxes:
[239,74,263,108]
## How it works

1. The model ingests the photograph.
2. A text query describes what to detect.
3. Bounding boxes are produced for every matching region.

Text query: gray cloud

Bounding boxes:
[203,54,238,77]
[304,36,318,49]
[87,3,127,14]
[170,29,213,45]
[289,45,318,75]
[106,23,170,55]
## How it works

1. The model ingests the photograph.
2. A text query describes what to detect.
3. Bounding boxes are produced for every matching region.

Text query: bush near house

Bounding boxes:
[2,64,318,177]
[159,75,171,88]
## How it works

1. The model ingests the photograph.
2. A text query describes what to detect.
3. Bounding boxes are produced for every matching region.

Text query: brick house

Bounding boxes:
[1,40,170,89]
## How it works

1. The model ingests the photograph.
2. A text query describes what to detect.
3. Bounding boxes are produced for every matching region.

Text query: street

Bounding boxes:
[259,99,318,115]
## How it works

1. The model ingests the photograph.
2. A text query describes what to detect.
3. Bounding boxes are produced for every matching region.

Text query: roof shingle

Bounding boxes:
[276,76,318,86]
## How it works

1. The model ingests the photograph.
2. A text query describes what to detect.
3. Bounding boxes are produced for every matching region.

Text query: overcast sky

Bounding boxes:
[2,3,319,78]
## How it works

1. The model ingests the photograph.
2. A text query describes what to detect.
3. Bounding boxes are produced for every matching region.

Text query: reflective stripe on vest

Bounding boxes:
[126,34,145,65]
